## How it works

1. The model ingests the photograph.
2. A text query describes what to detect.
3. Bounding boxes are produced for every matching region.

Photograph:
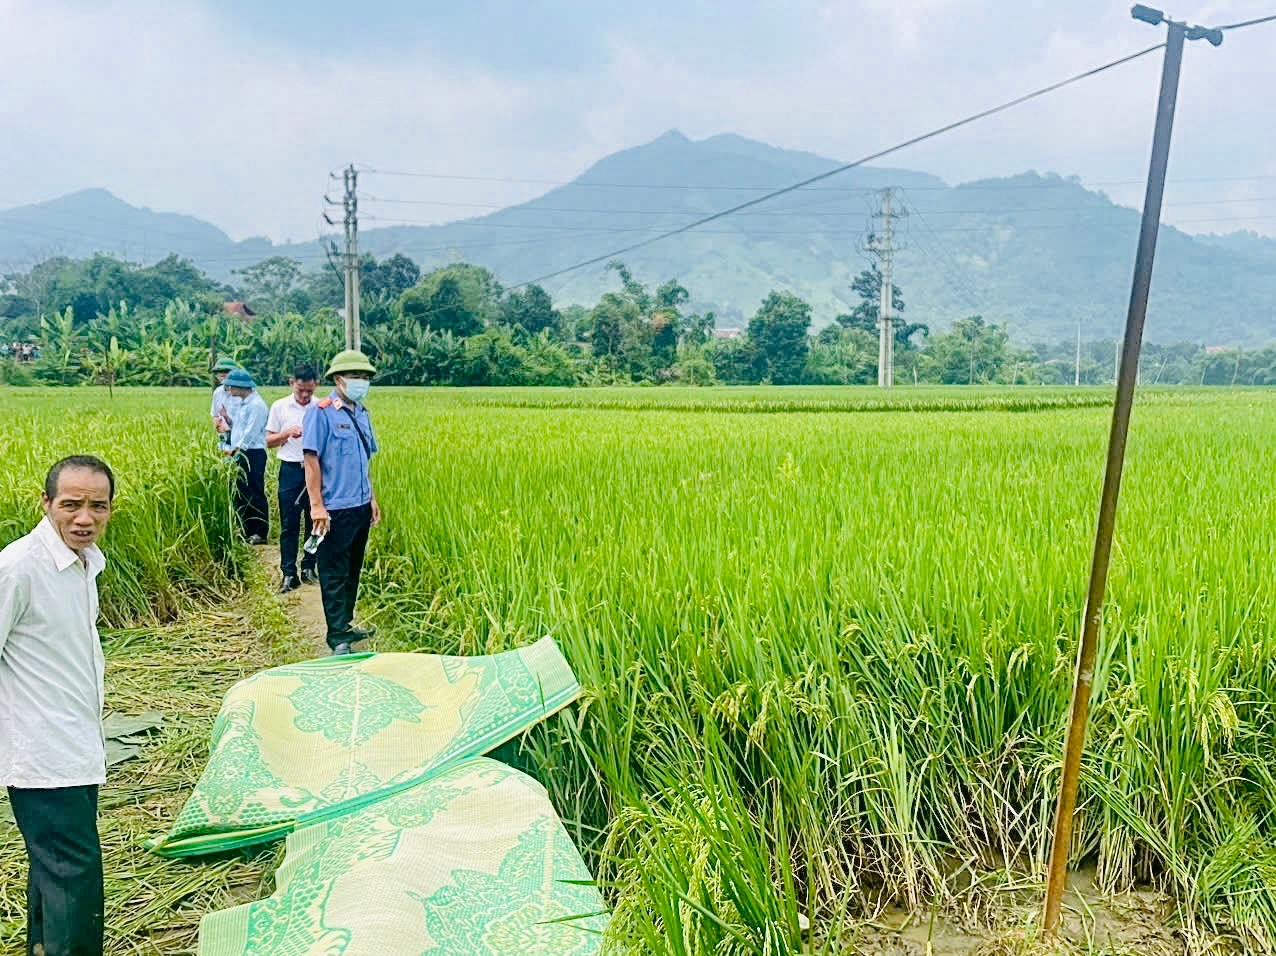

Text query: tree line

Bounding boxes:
[1,252,1273,387]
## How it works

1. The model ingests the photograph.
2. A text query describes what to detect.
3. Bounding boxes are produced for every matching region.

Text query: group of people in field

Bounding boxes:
[208,350,381,655]
[0,347,382,954]
[1,342,40,362]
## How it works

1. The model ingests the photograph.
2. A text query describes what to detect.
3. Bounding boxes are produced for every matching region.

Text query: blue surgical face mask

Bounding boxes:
[342,378,370,402]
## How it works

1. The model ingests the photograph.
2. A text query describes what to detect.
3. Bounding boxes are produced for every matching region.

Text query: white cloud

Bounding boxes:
[0,0,535,240]
[0,0,1271,241]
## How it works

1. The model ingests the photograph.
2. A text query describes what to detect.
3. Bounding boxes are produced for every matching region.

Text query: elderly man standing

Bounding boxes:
[303,349,381,655]
[222,367,270,545]
[0,455,115,956]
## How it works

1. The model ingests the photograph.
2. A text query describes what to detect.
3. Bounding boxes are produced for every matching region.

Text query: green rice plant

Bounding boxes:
[0,387,249,624]
[6,383,1272,952]
[351,385,1276,951]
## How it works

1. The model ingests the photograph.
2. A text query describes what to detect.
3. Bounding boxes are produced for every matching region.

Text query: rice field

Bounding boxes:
[3,385,1276,953]
[0,390,245,624]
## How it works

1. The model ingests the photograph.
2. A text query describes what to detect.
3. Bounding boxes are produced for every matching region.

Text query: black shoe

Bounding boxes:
[340,626,376,644]
[330,642,352,656]
[301,568,320,585]
[248,534,266,546]
[279,575,301,594]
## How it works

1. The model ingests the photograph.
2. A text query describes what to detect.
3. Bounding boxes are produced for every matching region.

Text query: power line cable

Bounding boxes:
[898,192,988,311]
[504,43,1166,289]
[1218,11,1276,30]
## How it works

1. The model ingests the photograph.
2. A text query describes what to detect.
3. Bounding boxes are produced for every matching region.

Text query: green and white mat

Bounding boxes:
[150,636,581,857]
[198,757,607,955]
[147,636,606,953]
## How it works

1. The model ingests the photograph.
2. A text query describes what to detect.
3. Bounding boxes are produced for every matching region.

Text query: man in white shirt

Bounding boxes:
[267,364,319,592]
[0,455,114,956]
[209,357,239,450]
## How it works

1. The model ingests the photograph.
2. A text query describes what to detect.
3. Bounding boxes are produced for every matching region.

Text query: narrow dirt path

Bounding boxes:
[257,544,330,657]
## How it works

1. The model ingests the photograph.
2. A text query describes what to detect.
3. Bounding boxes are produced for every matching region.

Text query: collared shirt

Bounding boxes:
[211,384,235,447]
[0,518,107,788]
[302,390,378,510]
[210,384,230,422]
[229,392,269,452]
[266,394,313,464]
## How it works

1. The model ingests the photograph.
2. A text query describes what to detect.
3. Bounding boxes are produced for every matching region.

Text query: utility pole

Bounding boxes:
[867,189,903,387]
[1074,322,1082,386]
[1042,6,1221,935]
[339,165,361,351]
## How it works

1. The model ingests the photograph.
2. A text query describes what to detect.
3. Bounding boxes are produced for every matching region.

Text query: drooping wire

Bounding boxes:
[504,42,1167,290]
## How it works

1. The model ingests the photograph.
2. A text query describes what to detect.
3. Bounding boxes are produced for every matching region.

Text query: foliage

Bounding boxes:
[4,251,1276,390]
[233,256,302,315]
[746,291,811,384]
[919,314,1037,384]
[498,284,560,338]
[361,253,420,301]
[400,276,483,338]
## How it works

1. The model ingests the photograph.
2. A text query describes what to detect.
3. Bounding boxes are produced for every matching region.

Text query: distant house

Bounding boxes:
[1204,345,1231,355]
[223,301,257,320]
[713,327,744,340]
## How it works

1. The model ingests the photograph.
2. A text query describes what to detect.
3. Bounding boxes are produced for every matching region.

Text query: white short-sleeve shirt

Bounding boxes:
[267,394,312,464]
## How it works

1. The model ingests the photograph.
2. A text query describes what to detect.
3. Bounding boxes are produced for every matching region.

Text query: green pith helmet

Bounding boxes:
[325,349,377,379]
[212,357,239,373]
[224,368,256,389]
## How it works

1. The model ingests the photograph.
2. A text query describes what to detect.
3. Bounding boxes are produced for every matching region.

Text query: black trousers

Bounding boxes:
[233,449,269,540]
[277,462,315,579]
[319,503,373,648]
[7,785,103,956]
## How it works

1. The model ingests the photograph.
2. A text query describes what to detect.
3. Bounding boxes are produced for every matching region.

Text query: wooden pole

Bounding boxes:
[1042,18,1185,934]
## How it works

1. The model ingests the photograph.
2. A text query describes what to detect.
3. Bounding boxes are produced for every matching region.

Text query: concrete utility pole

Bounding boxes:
[341,165,361,351]
[867,189,904,387]
[1075,322,1082,386]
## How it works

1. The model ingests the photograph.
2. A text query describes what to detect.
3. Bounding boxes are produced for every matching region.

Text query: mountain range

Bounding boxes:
[3,131,1274,345]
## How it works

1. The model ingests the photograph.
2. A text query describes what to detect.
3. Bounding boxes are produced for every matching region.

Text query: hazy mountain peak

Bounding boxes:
[1,132,1274,344]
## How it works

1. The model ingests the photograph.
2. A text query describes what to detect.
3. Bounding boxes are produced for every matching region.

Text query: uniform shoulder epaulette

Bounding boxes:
[316,397,334,408]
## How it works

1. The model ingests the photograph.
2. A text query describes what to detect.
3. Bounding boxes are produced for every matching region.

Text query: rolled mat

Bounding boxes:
[197,757,608,955]
[148,636,581,857]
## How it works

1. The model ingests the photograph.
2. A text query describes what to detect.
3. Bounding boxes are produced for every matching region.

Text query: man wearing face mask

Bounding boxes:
[303,350,381,656]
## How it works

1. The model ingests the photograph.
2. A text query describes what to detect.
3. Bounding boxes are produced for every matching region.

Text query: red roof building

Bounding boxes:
[223,302,257,320]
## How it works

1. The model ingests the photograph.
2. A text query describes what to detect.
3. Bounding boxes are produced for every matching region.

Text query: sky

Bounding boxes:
[1,0,1273,242]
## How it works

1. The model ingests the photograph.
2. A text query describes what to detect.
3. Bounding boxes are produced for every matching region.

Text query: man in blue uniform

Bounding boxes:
[223,367,270,545]
[303,350,381,655]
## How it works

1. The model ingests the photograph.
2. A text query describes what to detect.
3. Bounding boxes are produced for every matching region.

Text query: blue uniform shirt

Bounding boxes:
[302,391,378,510]
[228,392,269,451]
